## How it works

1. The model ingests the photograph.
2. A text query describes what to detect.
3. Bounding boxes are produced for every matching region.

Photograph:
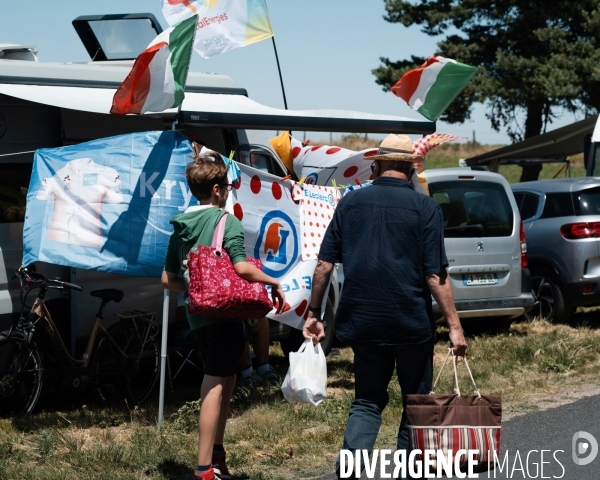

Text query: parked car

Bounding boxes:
[426,168,534,324]
[511,178,600,322]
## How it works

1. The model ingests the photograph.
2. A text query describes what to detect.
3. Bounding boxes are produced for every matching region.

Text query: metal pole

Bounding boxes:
[157,289,170,430]
[271,36,288,110]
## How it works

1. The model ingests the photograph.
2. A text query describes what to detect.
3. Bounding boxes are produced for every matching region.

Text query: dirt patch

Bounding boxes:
[504,381,600,420]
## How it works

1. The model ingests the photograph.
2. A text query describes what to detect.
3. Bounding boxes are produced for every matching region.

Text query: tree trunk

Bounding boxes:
[519,99,545,182]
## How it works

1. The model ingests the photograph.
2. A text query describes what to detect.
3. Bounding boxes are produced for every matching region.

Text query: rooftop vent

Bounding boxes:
[0,43,38,61]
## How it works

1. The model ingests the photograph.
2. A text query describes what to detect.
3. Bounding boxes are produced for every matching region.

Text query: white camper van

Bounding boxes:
[0,13,435,354]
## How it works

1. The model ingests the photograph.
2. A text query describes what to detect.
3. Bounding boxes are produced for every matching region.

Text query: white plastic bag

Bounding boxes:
[281,339,327,406]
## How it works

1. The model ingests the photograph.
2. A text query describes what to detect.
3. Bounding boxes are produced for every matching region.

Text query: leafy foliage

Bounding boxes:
[374,0,600,143]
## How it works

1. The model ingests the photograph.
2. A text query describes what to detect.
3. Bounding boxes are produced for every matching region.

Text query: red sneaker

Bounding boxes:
[212,451,231,480]
[193,466,216,480]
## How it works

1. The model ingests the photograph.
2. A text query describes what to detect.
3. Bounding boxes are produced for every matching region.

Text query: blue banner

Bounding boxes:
[23,131,194,277]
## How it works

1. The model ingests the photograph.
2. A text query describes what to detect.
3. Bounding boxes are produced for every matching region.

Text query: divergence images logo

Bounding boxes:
[573,431,598,466]
[254,211,298,278]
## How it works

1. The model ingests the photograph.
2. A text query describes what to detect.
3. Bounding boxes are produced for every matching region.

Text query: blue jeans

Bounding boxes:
[336,340,434,477]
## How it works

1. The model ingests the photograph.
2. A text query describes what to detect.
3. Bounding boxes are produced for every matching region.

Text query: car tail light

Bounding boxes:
[519,219,528,269]
[583,283,596,294]
[560,222,600,239]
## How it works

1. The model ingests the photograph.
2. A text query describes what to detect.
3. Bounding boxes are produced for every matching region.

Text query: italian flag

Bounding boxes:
[110,15,197,115]
[391,56,477,122]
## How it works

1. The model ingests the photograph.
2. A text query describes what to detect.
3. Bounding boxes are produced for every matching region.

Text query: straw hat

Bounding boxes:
[365,134,424,162]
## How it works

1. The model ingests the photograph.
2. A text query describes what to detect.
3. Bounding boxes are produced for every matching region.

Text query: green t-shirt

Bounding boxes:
[164,206,247,330]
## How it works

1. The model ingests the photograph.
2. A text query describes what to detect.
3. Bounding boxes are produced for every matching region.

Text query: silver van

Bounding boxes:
[426,168,534,322]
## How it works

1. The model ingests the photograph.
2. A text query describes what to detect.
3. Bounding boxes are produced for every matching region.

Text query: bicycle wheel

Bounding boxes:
[0,332,44,417]
[91,319,160,407]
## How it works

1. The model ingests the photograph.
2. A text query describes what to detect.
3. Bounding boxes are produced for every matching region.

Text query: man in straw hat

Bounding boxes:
[303,134,467,478]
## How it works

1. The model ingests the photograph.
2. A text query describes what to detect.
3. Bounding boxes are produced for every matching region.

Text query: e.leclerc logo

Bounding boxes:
[304,172,318,185]
[303,188,337,207]
[254,211,298,278]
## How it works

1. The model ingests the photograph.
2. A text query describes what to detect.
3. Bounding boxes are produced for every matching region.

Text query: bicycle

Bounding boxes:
[0,266,160,416]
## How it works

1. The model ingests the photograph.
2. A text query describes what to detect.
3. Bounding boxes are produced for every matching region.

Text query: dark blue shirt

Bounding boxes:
[319,176,448,346]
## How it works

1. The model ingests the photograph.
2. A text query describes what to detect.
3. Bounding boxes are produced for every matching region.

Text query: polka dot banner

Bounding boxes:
[299,183,341,261]
[225,161,320,331]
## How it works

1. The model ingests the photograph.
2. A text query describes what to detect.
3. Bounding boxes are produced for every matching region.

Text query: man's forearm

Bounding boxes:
[426,271,461,329]
[310,260,334,308]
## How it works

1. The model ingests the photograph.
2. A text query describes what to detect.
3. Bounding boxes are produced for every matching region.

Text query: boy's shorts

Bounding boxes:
[192,322,245,377]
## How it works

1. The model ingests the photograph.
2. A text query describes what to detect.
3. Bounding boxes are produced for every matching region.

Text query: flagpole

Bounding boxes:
[271,36,288,110]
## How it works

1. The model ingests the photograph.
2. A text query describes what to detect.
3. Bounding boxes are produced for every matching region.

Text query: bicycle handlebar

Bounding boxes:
[16,266,84,292]
[56,280,84,292]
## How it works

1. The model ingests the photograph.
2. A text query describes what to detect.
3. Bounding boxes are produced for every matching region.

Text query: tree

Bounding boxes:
[373,0,600,181]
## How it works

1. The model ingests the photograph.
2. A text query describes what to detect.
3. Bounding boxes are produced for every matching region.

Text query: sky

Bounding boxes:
[0,0,583,145]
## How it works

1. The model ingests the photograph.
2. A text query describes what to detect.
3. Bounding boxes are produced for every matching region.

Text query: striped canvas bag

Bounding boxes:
[406,348,502,473]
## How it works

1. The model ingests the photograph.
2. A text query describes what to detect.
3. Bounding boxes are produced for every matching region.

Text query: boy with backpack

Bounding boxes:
[161,151,286,480]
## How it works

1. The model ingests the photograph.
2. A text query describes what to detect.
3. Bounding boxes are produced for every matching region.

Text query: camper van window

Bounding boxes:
[250,153,285,177]
[89,19,159,60]
[0,163,31,223]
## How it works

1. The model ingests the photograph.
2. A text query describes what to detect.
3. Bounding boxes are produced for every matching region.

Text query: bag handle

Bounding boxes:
[211,213,228,256]
[430,347,481,399]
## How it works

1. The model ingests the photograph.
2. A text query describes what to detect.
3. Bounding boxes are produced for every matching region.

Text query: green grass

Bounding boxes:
[3,311,600,479]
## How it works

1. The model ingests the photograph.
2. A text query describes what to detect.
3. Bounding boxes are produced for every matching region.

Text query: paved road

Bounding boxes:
[316,394,600,479]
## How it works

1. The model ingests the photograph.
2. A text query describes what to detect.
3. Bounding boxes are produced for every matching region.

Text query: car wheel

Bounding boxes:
[527,267,575,323]
[280,299,335,358]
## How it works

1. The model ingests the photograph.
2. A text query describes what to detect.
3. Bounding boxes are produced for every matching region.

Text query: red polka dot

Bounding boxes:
[308,211,311,215]
[274,300,291,312]
[306,253,311,257]
[292,146,301,158]
[326,205,330,210]
[295,299,308,317]
[233,176,242,189]
[307,200,311,205]
[321,213,325,218]
[364,150,378,157]
[320,203,323,208]
[304,243,307,248]
[312,243,316,247]
[310,222,313,226]
[326,147,341,154]
[318,233,321,237]
[328,215,331,219]
[304,233,306,236]
[311,232,314,236]
[233,203,243,221]
[343,166,359,178]
[250,175,261,194]
[272,182,282,200]
[311,146,322,151]
[316,223,320,227]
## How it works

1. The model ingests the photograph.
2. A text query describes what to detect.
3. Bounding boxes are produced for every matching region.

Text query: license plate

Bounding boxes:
[462,274,498,285]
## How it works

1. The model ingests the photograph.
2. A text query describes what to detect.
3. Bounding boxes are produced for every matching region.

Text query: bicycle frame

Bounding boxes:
[29,298,129,369]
